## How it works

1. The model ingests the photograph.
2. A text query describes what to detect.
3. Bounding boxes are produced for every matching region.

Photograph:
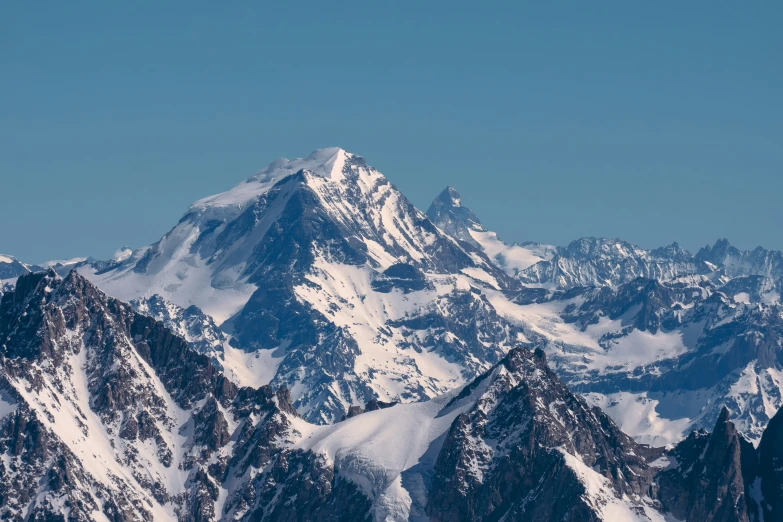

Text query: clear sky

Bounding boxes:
[2,1,781,263]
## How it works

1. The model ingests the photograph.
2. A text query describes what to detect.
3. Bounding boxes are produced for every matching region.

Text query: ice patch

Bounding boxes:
[584,392,694,447]
[221,341,285,388]
[460,267,500,289]
[469,229,553,273]
[559,448,667,521]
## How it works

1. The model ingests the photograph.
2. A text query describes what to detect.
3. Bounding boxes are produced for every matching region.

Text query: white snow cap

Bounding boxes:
[112,247,133,262]
[190,147,350,212]
[251,147,349,181]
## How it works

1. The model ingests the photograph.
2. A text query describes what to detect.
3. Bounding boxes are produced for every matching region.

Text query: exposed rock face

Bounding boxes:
[0,255,42,281]
[644,405,783,522]
[342,398,397,420]
[757,404,783,521]
[425,186,484,249]
[371,263,431,293]
[720,275,783,305]
[558,277,688,333]
[0,271,313,520]
[428,348,661,522]
[226,449,372,522]
[656,407,756,522]
[546,276,783,445]
[697,238,783,280]
[0,395,147,521]
[131,294,227,356]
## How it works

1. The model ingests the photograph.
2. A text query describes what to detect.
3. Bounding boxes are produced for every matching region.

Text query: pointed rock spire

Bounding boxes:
[426,187,485,248]
[657,405,756,522]
[757,404,783,521]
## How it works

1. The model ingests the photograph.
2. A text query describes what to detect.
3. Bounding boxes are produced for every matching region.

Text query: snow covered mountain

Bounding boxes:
[80,148,523,424]
[697,238,783,280]
[424,189,783,446]
[495,274,783,446]
[71,148,783,445]
[426,186,783,291]
[0,269,302,520]
[1,254,90,292]
[536,276,783,445]
[0,254,43,282]
[426,187,556,275]
[7,144,783,520]
[517,238,712,289]
[83,149,507,320]
[129,294,282,389]
[424,188,711,288]
[3,270,781,521]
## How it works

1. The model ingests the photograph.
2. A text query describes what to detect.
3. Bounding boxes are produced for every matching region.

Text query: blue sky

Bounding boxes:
[2,1,781,263]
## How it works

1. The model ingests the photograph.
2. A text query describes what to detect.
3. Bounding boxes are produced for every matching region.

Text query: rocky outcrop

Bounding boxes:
[656,407,756,522]
[518,238,711,289]
[227,450,372,522]
[371,263,431,293]
[341,398,397,420]
[0,271,302,520]
[0,255,43,281]
[425,186,484,249]
[131,294,228,356]
[697,239,783,280]
[757,404,783,521]
[428,348,660,521]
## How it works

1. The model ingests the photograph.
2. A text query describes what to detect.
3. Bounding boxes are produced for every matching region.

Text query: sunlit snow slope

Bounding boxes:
[82,149,522,424]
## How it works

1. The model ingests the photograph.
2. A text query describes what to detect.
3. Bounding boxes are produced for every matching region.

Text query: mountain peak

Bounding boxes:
[426,186,485,248]
[649,241,693,260]
[304,146,347,159]
[717,405,732,425]
[696,238,783,279]
[190,147,353,213]
[294,147,350,179]
[254,147,351,182]
[563,237,639,257]
[0,254,40,280]
[436,186,463,207]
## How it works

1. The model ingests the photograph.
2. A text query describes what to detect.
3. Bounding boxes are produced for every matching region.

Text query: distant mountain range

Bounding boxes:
[2,147,783,521]
[427,183,783,445]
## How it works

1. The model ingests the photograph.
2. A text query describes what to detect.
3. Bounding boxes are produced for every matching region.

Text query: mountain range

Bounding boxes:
[2,147,783,521]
